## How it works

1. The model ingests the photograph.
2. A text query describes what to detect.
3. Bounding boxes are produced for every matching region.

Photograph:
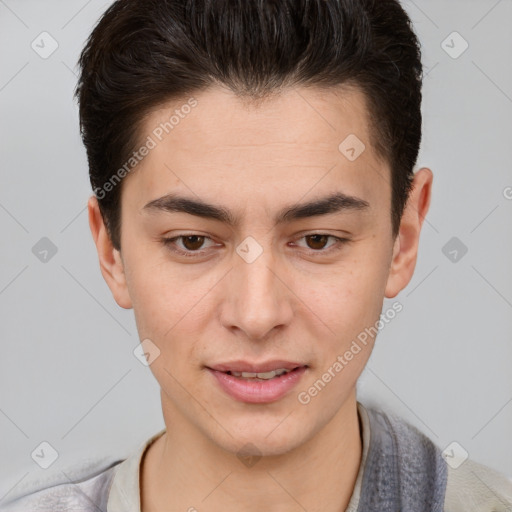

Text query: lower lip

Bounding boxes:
[207,366,308,404]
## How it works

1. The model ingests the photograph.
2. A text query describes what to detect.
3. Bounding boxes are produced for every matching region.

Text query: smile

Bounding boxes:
[206,363,308,403]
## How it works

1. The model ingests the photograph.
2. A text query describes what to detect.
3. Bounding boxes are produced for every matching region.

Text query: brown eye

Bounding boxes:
[161,234,216,257]
[292,233,349,256]
[180,235,206,251]
[305,234,330,250]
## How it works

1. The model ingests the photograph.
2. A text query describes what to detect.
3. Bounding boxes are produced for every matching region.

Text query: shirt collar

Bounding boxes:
[107,428,166,512]
[345,401,371,512]
[107,401,370,512]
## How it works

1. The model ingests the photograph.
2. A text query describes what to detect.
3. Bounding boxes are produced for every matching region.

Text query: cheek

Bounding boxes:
[123,245,221,364]
[307,255,390,338]
[296,263,387,409]
[128,267,209,339]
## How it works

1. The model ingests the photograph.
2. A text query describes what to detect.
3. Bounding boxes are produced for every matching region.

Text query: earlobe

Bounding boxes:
[384,168,433,299]
[87,195,133,309]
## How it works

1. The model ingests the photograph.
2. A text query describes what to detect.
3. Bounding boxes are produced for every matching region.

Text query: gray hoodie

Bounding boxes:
[2,402,511,511]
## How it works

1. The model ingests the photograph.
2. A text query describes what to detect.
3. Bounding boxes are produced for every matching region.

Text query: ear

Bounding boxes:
[88,195,133,309]
[385,167,433,298]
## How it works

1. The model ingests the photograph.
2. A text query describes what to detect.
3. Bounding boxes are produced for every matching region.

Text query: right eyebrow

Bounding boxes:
[143,194,239,225]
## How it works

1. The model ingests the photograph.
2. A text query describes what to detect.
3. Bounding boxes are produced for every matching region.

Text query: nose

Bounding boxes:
[219,244,294,341]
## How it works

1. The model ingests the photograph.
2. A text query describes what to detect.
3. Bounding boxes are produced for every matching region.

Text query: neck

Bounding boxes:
[141,393,362,512]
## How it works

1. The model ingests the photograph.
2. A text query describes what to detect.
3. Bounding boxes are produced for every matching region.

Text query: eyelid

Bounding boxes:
[290,233,350,253]
[161,234,218,257]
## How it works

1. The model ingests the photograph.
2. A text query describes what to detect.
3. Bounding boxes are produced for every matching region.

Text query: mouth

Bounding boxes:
[223,366,303,381]
[206,362,309,403]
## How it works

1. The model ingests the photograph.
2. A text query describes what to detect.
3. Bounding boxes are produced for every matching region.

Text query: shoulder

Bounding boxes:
[363,404,448,477]
[0,458,124,512]
[444,457,512,511]
[358,404,448,511]
[359,403,512,511]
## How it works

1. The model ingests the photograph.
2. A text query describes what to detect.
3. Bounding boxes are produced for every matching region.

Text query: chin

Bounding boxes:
[208,415,314,459]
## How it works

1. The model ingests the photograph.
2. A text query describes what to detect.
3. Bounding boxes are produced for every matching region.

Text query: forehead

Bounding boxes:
[124,84,390,216]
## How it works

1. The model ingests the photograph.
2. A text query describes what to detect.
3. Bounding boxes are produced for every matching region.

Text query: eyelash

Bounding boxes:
[160,233,350,258]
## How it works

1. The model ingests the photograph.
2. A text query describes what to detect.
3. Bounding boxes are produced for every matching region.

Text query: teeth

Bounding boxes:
[230,368,292,380]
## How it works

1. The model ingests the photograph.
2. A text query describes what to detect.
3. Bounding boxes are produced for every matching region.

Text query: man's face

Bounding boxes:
[114,85,398,455]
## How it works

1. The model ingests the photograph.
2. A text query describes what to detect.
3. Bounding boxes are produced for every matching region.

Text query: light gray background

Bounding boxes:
[1,0,511,503]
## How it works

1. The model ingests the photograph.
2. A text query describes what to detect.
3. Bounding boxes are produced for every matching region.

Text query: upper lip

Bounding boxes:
[207,360,307,373]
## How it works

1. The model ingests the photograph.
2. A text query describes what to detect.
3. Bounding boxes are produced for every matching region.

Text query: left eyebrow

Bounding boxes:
[142,192,370,227]
[275,192,370,224]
